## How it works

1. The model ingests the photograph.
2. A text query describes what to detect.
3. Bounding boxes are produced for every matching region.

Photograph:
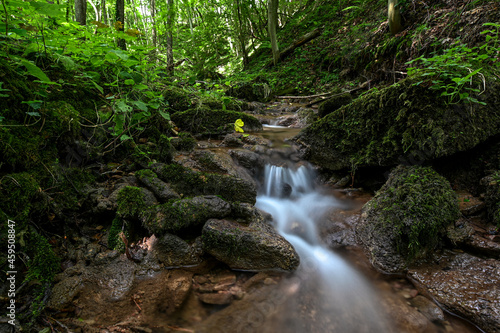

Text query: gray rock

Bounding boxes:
[152,233,203,266]
[409,295,445,323]
[142,195,232,234]
[202,219,300,271]
[229,149,266,177]
[409,251,500,332]
[137,171,180,202]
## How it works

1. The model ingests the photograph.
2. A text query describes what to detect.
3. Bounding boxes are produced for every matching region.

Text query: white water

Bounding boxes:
[256,164,391,332]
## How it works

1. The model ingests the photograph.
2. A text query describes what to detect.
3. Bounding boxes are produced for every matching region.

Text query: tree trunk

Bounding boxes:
[166,0,174,74]
[74,0,87,25]
[388,0,402,35]
[267,0,279,66]
[235,0,249,68]
[115,0,126,50]
[101,0,107,24]
[149,0,157,58]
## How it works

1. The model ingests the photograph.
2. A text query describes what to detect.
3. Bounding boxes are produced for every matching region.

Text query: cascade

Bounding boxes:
[255,163,391,332]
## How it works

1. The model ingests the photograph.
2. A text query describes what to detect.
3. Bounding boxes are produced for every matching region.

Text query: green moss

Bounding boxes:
[171,108,262,137]
[116,186,146,219]
[172,132,197,151]
[107,217,127,251]
[295,79,500,171]
[0,173,40,226]
[162,85,193,113]
[485,171,500,228]
[24,231,60,320]
[154,163,256,204]
[368,165,460,259]
[44,101,80,137]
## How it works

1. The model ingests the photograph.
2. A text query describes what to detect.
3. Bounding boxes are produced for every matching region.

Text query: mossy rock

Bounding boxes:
[136,169,180,202]
[170,132,197,152]
[482,172,500,227]
[171,108,262,137]
[151,163,257,204]
[202,218,300,271]
[226,82,272,102]
[317,92,352,118]
[141,195,231,235]
[116,186,155,219]
[294,79,500,171]
[162,85,193,113]
[358,165,460,273]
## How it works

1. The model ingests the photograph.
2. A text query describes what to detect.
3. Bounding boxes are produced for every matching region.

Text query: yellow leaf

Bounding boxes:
[235,119,244,127]
[234,125,244,133]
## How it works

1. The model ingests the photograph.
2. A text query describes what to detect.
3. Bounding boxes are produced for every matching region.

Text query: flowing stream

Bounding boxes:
[255,164,392,332]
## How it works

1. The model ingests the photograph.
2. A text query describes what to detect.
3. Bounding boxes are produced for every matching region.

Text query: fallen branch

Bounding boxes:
[305,80,372,107]
[267,28,322,67]
[275,91,334,99]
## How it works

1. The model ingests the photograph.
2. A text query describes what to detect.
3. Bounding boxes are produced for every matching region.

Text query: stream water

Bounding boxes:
[254,163,392,332]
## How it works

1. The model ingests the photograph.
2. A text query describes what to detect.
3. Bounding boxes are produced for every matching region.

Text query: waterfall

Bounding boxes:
[255,164,391,332]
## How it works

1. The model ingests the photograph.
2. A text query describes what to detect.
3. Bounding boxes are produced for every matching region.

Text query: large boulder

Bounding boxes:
[357,165,460,273]
[294,79,500,171]
[226,82,272,102]
[202,218,300,272]
[141,195,231,235]
[171,107,262,137]
[151,162,257,204]
[317,92,352,118]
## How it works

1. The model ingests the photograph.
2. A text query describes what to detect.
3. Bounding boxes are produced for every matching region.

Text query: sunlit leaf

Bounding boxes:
[20,59,51,82]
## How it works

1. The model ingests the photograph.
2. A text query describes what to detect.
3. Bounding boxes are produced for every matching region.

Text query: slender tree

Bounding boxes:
[101,0,107,24]
[166,0,174,73]
[268,0,279,65]
[74,0,87,25]
[388,0,402,35]
[116,0,126,49]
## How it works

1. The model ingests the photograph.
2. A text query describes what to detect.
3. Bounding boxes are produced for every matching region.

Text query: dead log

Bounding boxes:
[267,28,322,67]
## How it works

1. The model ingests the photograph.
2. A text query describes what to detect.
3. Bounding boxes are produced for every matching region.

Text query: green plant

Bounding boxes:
[406,41,487,106]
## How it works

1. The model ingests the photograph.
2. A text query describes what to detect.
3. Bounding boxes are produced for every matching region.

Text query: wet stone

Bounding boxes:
[408,251,500,332]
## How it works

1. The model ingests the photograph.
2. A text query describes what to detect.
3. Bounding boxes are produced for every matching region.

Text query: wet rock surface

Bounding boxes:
[202,218,300,271]
[408,251,500,333]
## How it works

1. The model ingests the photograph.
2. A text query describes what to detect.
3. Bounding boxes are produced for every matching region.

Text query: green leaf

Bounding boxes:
[20,59,51,82]
[132,100,148,111]
[159,109,170,120]
[133,84,149,91]
[124,79,135,85]
[116,100,132,112]
[120,134,131,141]
[26,111,41,117]
[90,80,104,94]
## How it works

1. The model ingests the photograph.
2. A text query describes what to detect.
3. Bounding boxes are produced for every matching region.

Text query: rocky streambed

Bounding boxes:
[10,97,496,333]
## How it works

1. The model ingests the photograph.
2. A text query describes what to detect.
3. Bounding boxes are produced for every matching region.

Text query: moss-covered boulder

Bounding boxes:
[202,218,300,271]
[318,92,352,118]
[141,195,231,235]
[162,85,194,113]
[357,165,460,273]
[171,108,262,137]
[481,172,500,227]
[226,82,272,102]
[151,163,257,204]
[294,79,500,171]
[136,169,180,202]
